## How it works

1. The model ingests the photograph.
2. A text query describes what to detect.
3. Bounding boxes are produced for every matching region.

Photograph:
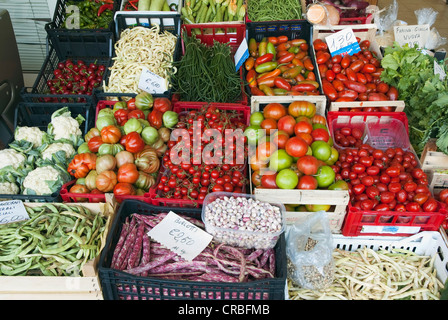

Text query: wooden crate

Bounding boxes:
[420,138,448,194]
[250,168,349,233]
[0,199,117,300]
[251,95,327,114]
[329,100,406,112]
[312,24,382,59]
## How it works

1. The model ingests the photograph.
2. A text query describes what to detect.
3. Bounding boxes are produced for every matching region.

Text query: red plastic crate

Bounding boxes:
[95,100,117,123]
[173,101,251,126]
[327,111,410,150]
[178,23,248,106]
[342,202,447,237]
[149,166,248,208]
[60,180,153,204]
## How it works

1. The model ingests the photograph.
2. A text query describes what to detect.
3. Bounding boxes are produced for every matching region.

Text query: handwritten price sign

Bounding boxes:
[138,67,168,94]
[147,211,213,261]
[0,200,29,225]
[325,28,361,57]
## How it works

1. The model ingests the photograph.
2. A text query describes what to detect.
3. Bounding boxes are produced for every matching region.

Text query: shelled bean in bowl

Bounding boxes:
[202,192,286,250]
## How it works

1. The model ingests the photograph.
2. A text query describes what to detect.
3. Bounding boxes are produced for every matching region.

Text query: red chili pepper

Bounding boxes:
[98,3,113,16]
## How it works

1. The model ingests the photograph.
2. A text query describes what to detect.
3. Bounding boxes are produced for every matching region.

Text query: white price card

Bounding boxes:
[234,37,249,72]
[138,67,168,94]
[393,24,430,49]
[325,28,361,57]
[0,200,29,225]
[434,60,446,81]
[147,211,213,261]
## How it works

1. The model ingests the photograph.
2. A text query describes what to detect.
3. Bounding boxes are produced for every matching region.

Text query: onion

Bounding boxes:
[115,150,135,168]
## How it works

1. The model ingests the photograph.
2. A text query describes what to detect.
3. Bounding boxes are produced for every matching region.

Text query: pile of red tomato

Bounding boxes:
[332,144,442,213]
[245,36,320,96]
[314,38,399,105]
[248,101,339,190]
[156,105,248,202]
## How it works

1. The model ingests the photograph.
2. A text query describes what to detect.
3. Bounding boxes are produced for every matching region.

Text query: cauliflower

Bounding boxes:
[22,166,65,195]
[41,142,75,161]
[0,182,19,195]
[14,126,45,148]
[51,116,83,141]
[0,149,26,170]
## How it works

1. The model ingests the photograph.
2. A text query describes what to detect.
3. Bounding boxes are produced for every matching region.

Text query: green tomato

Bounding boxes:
[315,165,335,188]
[305,204,331,212]
[250,111,264,126]
[98,143,124,156]
[312,123,328,131]
[138,119,151,129]
[162,111,178,128]
[325,147,339,165]
[141,126,159,145]
[112,101,127,112]
[96,114,116,132]
[97,108,114,118]
[244,125,265,146]
[77,142,91,154]
[328,180,349,190]
[135,92,154,111]
[311,140,331,161]
[124,118,143,135]
[269,149,293,172]
[276,168,299,189]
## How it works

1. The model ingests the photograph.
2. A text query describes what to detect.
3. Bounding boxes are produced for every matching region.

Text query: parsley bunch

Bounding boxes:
[380,42,448,156]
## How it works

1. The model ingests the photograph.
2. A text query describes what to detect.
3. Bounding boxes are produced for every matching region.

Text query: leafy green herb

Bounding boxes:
[380,42,448,156]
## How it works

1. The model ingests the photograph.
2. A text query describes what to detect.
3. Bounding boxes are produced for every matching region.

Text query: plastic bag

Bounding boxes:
[305,1,340,31]
[373,0,400,47]
[425,27,447,51]
[415,8,438,27]
[286,211,334,290]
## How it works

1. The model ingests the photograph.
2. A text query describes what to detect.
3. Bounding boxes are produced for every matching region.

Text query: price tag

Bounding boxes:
[325,28,361,57]
[393,24,430,49]
[434,60,446,81]
[234,37,249,72]
[0,200,29,225]
[138,67,168,94]
[147,211,213,261]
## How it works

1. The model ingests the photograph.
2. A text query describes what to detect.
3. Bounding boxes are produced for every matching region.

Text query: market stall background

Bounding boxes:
[0,0,447,301]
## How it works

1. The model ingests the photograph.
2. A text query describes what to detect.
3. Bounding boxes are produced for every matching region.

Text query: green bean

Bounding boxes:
[1,259,32,275]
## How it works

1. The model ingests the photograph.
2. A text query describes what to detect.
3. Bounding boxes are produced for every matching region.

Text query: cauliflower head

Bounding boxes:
[41,142,76,161]
[0,182,19,195]
[14,126,45,148]
[23,166,65,195]
[0,149,26,170]
[51,116,83,141]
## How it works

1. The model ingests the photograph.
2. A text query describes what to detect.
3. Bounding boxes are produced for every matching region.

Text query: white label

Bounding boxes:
[434,60,446,81]
[138,67,168,94]
[361,225,421,234]
[393,24,430,49]
[147,211,213,261]
[234,38,249,72]
[325,28,361,57]
[0,200,30,225]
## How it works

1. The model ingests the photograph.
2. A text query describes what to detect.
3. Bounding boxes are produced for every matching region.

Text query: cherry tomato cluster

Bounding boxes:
[333,126,364,148]
[245,36,320,96]
[314,38,399,106]
[332,144,441,213]
[44,59,106,103]
[156,105,248,201]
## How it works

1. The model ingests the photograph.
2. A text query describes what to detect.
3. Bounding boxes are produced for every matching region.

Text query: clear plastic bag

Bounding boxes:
[373,0,400,47]
[286,211,334,290]
[414,8,447,50]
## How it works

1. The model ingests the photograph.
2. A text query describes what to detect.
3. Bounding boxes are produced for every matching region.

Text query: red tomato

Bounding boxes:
[423,198,438,212]
[296,155,320,175]
[294,121,313,135]
[285,136,309,158]
[277,115,296,136]
[413,193,429,205]
[439,189,448,203]
[406,202,421,212]
[297,175,318,190]
[311,128,330,142]
[380,191,395,204]
[260,171,278,189]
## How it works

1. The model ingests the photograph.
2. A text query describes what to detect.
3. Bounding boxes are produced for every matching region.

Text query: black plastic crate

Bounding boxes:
[114,12,181,38]
[92,88,172,105]
[45,0,119,56]
[245,19,323,96]
[20,43,112,104]
[103,12,181,96]
[98,200,287,300]
[14,102,94,137]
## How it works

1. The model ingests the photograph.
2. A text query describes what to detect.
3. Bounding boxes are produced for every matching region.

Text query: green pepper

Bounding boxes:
[249,38,257,57]
[266,42,276,60]
[273,88,288,95]
[288,46,300,54]
[282,66,303,79]
[255,61,278,74]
